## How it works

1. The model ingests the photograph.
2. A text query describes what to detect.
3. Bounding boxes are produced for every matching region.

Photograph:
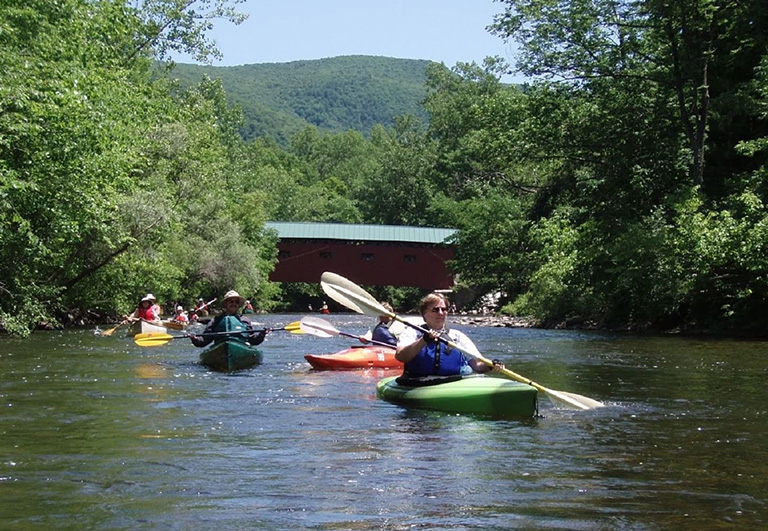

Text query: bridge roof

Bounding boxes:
[265,222,457,244]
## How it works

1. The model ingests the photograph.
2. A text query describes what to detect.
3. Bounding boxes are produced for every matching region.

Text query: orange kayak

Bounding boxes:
[305,345,402,370]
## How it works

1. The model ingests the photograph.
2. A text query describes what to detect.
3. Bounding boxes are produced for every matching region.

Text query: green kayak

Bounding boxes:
[377,374,538,418]
[199,339,263,372]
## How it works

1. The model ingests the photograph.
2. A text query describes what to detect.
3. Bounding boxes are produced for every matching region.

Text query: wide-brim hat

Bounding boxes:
[222,290,246,306]
[141,293,156,303]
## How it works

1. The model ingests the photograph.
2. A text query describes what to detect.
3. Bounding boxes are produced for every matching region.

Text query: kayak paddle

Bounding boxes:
[134,321,302,347]
[102,321,127,337]
[319,271,604,410]
[299,316,396,349]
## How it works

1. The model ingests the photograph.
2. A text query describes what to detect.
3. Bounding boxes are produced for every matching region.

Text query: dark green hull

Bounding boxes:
[377,374,538,418]
[199,340,263,372]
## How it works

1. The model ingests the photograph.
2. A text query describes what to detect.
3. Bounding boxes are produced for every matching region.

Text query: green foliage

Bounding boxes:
[503,209,585,321]
[130,0,248,63]
[0,0,273,335]
[362,117,439,226]
[2,0,767,338]
[168,56,432,143]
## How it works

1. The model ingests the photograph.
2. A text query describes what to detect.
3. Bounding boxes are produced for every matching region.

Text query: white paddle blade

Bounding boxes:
[299,316,339,338]
[545,390,605,410]
[321,277,388,318]
[320,280,365,314]
[320,271,389,316]
[321,272,381,304]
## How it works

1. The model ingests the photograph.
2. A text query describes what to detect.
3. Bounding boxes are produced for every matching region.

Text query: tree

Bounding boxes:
[126,0,247,64]
[489,0,768,196]
[0,0,258,335]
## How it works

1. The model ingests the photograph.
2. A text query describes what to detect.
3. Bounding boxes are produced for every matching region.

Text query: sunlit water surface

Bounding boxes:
[1,314,766,530]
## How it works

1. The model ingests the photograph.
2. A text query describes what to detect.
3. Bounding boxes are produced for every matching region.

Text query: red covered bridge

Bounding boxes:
[264,222,458,289]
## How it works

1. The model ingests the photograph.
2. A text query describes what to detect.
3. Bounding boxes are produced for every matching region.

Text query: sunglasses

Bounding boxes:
[430,307,449,314]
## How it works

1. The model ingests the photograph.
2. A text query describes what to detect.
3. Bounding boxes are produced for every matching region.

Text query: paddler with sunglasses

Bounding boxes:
[396,293,503,378]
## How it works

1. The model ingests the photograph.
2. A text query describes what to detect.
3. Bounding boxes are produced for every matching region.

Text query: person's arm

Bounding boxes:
[189,318,217,347]
[239,317,269,345]
[249,328,269,345]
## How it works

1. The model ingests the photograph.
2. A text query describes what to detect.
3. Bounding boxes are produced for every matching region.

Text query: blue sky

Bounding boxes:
[176,0,523,82]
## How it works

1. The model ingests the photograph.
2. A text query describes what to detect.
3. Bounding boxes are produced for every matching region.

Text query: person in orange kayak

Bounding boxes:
[189,290,269,348]
[396,293,500,377]
[359,302,398,346]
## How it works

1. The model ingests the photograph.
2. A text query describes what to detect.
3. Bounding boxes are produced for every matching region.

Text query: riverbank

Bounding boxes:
[451,314,540,328]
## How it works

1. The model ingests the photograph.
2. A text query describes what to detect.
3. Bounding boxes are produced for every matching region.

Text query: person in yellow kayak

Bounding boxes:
[396,293,500,377]
[189,290,270,347]
[170,305,188,324]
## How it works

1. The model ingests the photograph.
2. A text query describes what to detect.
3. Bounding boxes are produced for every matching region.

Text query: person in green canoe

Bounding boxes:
[189,290,270,348]
[396,293,499,378]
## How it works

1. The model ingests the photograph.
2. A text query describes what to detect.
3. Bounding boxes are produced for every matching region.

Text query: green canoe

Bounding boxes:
[199,339,263,372]
[377,374,538,418]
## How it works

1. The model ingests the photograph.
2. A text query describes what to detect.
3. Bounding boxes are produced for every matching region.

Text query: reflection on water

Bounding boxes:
[1,315,766,530]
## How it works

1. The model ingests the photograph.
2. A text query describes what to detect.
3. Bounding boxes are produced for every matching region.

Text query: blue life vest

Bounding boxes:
[403,331,469,377]
[213,315,250,343]
[372,322,397,346]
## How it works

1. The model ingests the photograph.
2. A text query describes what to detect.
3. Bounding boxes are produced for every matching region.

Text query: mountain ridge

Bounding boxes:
[169,55,434,143]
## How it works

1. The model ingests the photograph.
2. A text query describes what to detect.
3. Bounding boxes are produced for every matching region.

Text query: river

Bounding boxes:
[1,313,766,530]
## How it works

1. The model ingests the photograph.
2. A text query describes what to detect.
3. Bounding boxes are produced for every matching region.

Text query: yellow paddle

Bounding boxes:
[102,320,129,337]
[319,271,605,410]
[101,323,123,337]
[134,321,302,347]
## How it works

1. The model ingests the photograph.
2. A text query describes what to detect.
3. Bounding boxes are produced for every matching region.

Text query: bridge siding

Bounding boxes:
[269,240,455,289]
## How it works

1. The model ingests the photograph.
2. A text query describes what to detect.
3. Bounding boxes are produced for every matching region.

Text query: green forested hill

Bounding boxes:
[169,56,432,143]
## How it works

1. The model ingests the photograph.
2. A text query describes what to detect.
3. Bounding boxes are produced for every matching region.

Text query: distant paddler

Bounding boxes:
[170,305,189,324]
[195,297,216,317]
[127,293,162,323]
[189,290,269,348]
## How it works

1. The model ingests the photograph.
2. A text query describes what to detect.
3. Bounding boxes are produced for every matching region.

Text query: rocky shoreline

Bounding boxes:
[450,314,540,328]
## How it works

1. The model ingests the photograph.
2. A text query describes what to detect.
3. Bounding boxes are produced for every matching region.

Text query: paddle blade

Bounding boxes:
[320,272,390,318]
[299,316,339,338]
[134,332,174,347]
[284,321,302,333]
[102,322,124,337]
[545,389,605,410]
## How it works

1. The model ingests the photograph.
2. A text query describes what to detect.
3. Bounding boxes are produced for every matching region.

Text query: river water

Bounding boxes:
[1,313,766,530]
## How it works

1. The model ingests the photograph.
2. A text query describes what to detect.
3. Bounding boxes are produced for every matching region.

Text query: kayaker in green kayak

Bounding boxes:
[396,293,500,378]
[189,290,270,347]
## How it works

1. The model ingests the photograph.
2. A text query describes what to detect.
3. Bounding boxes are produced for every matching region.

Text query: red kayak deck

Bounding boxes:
[305,345,402,370]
